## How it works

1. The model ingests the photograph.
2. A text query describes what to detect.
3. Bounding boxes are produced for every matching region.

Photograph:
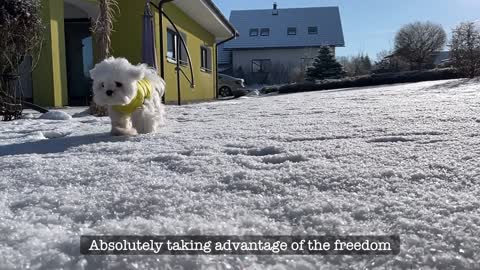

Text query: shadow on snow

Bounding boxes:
[0,133,128,157]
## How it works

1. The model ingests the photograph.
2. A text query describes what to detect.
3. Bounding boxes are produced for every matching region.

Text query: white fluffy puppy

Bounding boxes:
[89,57,166,136]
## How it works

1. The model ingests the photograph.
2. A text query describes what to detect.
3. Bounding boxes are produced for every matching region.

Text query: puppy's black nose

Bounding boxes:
[106,90,113,96]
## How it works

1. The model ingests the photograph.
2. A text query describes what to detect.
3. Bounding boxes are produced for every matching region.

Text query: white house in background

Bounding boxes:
[432,51,451,68]
[220,4,345,84]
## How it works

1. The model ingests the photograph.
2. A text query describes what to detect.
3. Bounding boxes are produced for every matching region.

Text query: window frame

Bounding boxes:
[287,27,297,36]
[166,28,188,65]
[308,26,318,35]
[200,46,212,73]
[251,59,272,73]
[249,28,259,36]
[178,32,188,65]
[260,28,270,36]
[166,29,177,61]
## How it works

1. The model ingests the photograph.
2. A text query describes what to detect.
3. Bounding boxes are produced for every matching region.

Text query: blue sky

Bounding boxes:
[214,0,480,60]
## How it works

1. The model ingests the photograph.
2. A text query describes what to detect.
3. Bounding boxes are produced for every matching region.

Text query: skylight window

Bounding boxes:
[260,28,270,36]
[287,27,297,35]
[308,26,318,35]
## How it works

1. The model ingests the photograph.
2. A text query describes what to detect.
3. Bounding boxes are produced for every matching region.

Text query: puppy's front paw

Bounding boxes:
[111,126,138,136]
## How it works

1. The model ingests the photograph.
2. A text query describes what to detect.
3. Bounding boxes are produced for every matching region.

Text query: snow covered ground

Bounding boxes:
[1,79,479,269]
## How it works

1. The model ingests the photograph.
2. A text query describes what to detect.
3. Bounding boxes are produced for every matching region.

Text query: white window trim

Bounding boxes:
[200,46,213,73]
[166,29,188,66]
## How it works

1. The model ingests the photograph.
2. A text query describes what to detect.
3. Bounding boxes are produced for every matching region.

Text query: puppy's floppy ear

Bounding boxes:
[128,66,145,81]
[89,65,99,80]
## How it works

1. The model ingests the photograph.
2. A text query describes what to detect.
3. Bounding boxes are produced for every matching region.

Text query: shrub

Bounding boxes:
[278,68,462,94]
[0,0,44,75]
[0,0,44,120]
[260,86,279,95]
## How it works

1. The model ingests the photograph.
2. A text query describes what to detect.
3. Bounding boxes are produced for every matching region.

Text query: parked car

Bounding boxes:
[218,74,248,97]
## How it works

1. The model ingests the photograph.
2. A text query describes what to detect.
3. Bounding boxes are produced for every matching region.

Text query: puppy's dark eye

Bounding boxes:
[101,82,104,88]
[115,82,123,87]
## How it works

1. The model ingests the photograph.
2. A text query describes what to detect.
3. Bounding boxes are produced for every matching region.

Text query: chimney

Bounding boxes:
[272,2,278,15]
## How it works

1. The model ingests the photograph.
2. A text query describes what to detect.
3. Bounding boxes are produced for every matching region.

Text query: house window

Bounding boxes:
[252,59,271,73]
[201,46,212,72]
[308,26,318,35]
[178,32,188,65]
[287,27,297,35]
[249,28,259,36]
[166,29,188,64]
[167,29,176,60]
[260,28,270,36]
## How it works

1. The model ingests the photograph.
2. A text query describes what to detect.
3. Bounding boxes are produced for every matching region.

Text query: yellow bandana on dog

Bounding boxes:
[112,80,152,115]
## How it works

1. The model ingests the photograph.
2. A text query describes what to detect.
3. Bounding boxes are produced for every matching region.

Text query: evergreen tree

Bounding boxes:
[307,46,346,80]
[362,55,372,74]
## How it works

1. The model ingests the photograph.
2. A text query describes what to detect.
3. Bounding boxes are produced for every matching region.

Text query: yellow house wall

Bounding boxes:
[110,1,143,64]
[109,1,218,104]
[32,0,219,107]
[161,4,217,104]
[32,0,68,107]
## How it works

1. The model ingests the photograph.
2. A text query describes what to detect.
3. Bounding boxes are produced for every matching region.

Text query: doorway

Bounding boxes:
[64,19,94,106]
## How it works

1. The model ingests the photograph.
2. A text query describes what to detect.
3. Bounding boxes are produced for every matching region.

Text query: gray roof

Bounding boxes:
[223,6,345,50]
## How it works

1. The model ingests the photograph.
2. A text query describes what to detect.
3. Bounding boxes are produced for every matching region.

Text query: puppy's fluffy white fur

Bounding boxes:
[89,57,166,136]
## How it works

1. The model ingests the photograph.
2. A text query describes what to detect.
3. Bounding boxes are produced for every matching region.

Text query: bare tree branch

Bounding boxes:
[89,0,119,116]
[394,22,447,70]
[450,22,480,78]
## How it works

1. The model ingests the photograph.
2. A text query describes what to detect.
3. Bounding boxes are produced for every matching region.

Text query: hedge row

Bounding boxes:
[259,86,281,95]
[278,68,463,94]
